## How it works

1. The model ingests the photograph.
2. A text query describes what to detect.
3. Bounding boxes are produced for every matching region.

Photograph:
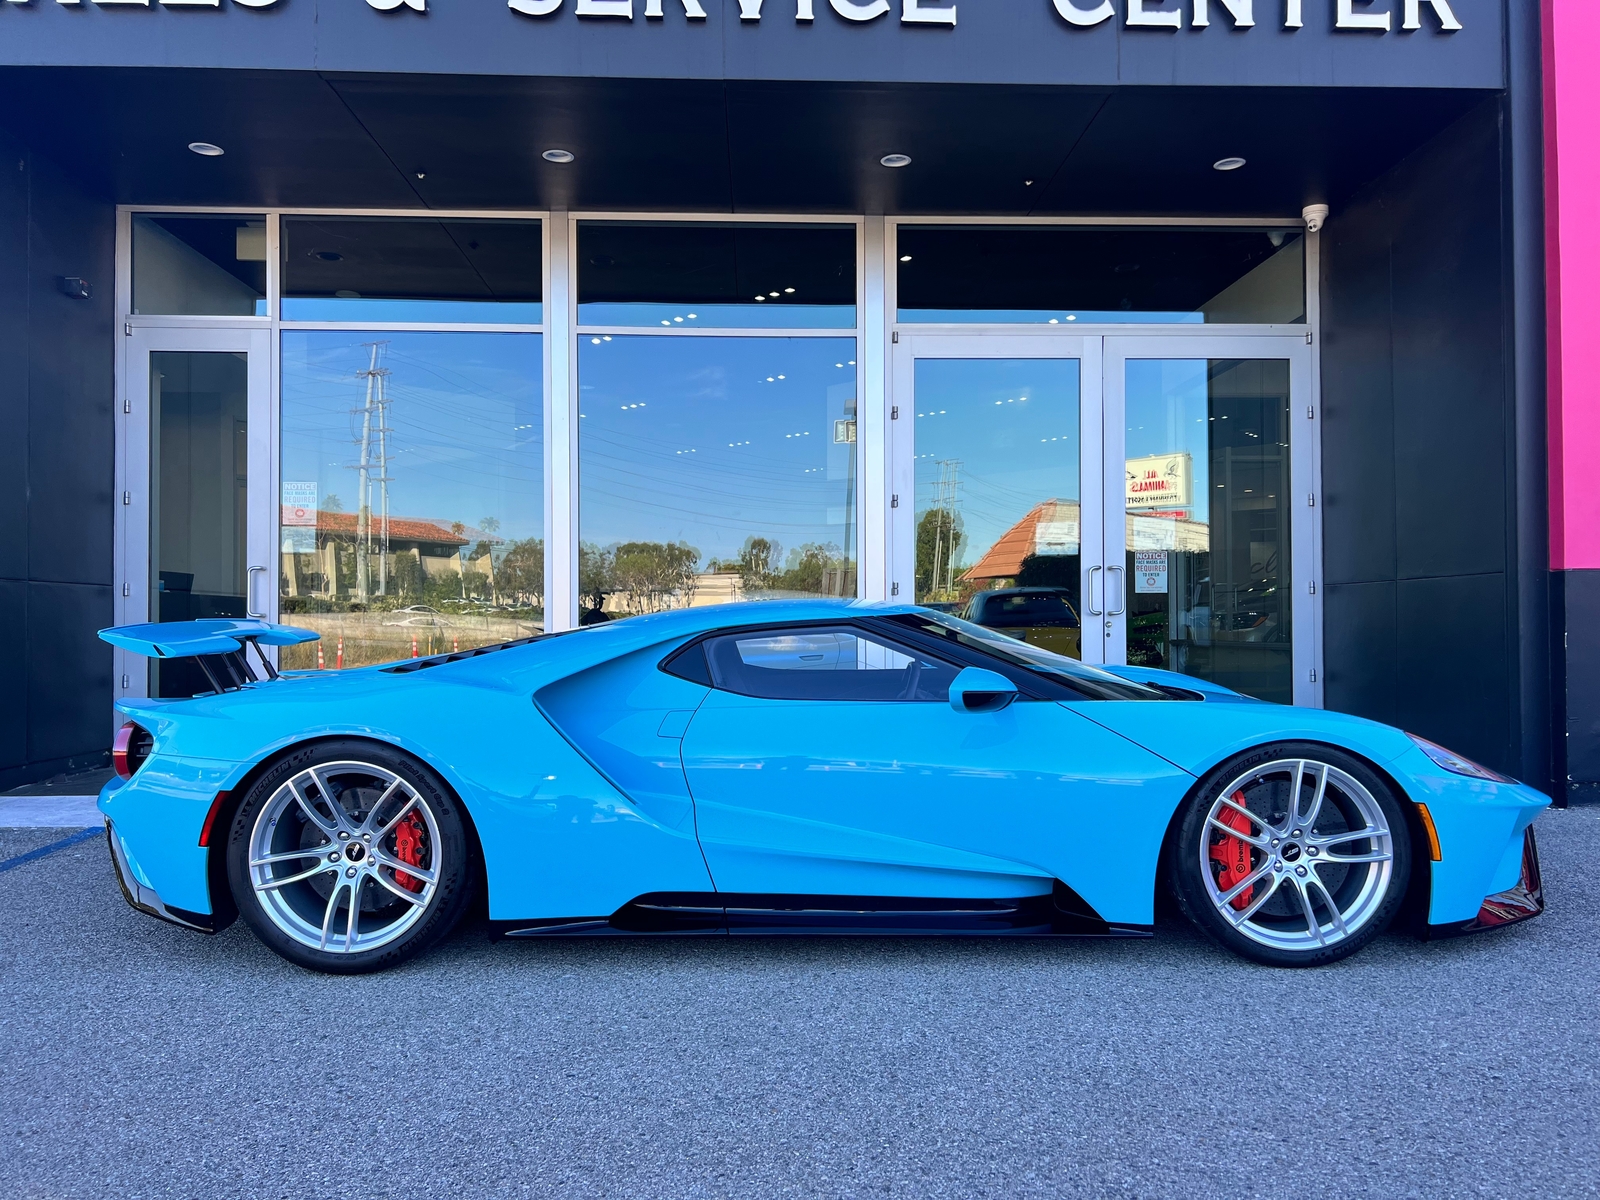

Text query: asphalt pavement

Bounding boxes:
[2,809,1597,1200]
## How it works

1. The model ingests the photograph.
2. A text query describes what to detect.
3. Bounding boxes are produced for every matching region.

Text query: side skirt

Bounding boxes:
[492,881,1151,939]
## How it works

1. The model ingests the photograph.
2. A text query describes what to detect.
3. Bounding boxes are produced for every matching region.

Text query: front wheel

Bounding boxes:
[1172,743,1412,967]
[226,740,474,974]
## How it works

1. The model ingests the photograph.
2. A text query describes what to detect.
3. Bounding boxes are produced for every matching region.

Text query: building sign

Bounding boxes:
[66,0,1467,35]
[1126,453,1192,511]
[1134,549,1168,593]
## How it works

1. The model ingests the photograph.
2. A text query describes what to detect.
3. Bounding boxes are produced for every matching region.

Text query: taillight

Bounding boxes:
[112,722,154,779]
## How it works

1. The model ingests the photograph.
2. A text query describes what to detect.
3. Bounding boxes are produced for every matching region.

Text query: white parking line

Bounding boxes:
[0,796,102,829]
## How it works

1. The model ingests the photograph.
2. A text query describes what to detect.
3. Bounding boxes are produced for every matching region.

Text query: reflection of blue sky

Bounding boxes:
[912,360,1080,571]
[579,303,854,329]
[579,336,857,566]
[1126,359,1211,509]
[280,331,543,541]
[282,299,542,323]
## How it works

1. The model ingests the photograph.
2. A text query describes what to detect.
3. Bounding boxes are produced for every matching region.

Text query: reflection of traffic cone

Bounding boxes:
[411,635,419,658]
[336,637,344,670]
[317,643,325,669]
[453,636,459,653]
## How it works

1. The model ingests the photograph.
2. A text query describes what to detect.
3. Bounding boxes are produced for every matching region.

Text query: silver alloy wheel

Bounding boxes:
[1200,758,1395,952]
[247,760,440,954]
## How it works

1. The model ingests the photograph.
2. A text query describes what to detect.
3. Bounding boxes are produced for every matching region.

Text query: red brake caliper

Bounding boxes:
[393,813,427,893]
[1211,791,1257,911]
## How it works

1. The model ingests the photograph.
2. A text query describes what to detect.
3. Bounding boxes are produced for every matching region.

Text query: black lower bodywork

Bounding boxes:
[493,880,1150,939]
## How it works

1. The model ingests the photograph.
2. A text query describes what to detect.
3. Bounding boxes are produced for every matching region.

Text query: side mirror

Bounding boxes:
[949,666,1018,713]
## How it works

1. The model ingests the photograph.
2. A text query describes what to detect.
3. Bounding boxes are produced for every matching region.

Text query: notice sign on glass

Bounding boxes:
[282,481,318,526]
[1126,453,1192,510]
[1134,549,1169,594]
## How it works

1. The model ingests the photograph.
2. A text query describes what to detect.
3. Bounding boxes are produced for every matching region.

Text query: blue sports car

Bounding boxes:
[97,601,1548,974]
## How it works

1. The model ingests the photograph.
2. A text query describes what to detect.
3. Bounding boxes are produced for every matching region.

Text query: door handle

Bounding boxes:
[246,565,267,618]
[1086,565,1102,616]
[1107,566,1126,617]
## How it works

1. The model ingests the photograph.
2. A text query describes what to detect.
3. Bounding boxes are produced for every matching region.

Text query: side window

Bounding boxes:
[704,626,961,702]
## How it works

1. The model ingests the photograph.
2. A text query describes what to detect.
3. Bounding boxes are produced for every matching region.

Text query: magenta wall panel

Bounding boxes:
[1546,0,1600,570]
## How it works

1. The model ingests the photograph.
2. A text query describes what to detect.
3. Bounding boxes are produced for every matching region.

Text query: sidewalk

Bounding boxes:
[0,769,110,828]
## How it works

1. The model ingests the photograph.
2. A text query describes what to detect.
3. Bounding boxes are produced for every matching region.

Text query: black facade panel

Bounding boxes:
[1320,212,1396,587]
[26,581,113,767]
[1388,111,1506,582]
[1395,572,1511,772]
[0,127,116,785]
[0,130,28,584]
[1321,99,1520,779]
[1323,580,1396,730]
[26,150,114,588]
[1557,570,1600,797]
[0,579,25,773]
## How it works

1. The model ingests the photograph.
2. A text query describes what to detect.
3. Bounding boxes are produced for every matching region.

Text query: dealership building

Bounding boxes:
[0,0,1594,799]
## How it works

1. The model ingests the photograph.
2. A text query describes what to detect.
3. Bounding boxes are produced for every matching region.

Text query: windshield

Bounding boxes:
[887,610,1167,701]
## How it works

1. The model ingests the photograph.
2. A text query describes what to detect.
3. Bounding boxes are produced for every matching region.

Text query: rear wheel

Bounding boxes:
[226,740,473,974]
[1172,743,1411,967]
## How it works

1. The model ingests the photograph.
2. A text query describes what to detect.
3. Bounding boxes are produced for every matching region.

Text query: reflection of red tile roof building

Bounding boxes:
[283,509,469,549]
[963,499,1078,581]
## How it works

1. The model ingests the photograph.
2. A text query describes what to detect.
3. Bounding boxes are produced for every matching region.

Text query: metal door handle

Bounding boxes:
[1086,565,1102,616]
[246,565,267,618]
[1107,566,1126,617]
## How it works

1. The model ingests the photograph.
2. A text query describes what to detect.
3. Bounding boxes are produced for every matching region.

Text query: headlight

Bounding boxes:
[1407,733,1515,783]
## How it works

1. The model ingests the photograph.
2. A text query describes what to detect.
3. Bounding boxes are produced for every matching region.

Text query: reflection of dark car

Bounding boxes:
[917,601,962,614]
[962,588,1081,660]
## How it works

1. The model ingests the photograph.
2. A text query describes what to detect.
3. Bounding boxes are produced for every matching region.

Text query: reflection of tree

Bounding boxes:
[736,536,780,593]
[915,508,964,602]
[498,537,545,608]
[579,543,614,619]
[778,543,844,594]
[611,541,700,614]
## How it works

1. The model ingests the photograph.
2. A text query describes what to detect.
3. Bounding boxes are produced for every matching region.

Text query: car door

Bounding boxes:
[676,621,1190,926]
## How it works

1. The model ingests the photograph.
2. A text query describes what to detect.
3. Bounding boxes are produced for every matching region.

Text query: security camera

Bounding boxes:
[1303,204,1330,233]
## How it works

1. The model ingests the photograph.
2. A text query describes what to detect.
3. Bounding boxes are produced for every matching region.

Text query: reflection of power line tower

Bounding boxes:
[353,341,393,603]
[929,458,962,599]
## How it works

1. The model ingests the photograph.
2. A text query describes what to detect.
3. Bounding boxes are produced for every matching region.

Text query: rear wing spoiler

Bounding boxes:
[98,620,320,693]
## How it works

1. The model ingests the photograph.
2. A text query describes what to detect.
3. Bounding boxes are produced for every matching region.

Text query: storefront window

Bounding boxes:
[1124,358,1292,703]
[277,331,543,668]
[578,222,856,329]
[578,336,858,622]
[281,218,543,323]
[898,227,1305,325]
[132,215,266,317]
[912,360,1083,657]
[149,351,250,697]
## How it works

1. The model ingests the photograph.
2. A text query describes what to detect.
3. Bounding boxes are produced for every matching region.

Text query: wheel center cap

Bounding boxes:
[345,842,367,863]
[1281,842,1303,863]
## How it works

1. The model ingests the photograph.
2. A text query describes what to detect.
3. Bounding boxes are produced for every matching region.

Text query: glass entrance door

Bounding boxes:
[890,334,1104,661]
[1103,336,1316,704]
[119,327,273,698]
[896,333,1316,701]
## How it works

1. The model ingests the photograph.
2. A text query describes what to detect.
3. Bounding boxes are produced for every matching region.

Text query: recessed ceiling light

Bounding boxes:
[188,142,224,157]
[1213,156,1247,171]
[542,149,575,164]
[880,153,912,168]
[899,255,913,262]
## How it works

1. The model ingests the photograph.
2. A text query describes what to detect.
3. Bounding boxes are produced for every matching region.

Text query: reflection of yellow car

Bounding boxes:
[960,588,1082,660]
